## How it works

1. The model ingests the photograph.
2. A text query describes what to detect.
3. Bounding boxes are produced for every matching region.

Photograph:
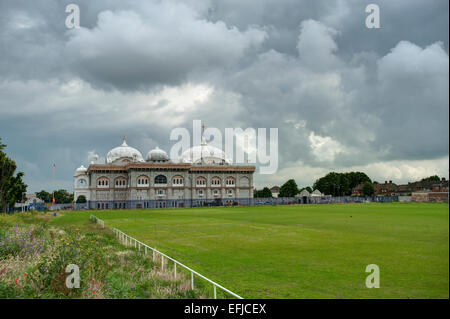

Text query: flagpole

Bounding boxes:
[52,164,55,210]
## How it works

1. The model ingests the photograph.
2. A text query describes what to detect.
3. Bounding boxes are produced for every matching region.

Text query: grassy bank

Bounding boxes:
[0,212,208,298]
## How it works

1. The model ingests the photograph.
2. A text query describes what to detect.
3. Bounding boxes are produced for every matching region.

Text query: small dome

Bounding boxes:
[106,137,144,163]
[76,165,87,172]
[146,147,169,162]
[74,165,87,177]
[180,140,231,165]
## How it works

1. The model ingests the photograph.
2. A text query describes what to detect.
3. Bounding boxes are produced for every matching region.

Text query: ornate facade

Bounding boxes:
[74,136,255,209]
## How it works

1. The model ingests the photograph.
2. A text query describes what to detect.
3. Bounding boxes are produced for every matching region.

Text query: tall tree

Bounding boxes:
[260,187,273,198]
[278,179,299,197]
[0,152,17,212]
[54,189,71,204]
[362,181,375,196]
[313,172,371,196]
[254,188,272,198]
[421,175,440,182]
[0,137,5,151]
[4,172,27,209]
[36,190,52,203]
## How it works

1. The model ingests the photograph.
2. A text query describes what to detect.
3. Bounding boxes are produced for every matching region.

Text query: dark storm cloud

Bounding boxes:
[0,0,448,192]
[64,6,266,90]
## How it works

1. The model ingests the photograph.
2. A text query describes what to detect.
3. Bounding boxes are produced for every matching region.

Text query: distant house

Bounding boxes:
[15,194,45,211]
[351,183,365,196]
[431,177,449,192]
[296,189,325,198]
[270,186,280,198]
[375,180,399,196]
[296,189,310,198]
[397,183,413,195]
[411,177,448,202]
[398,177,448,197]
[311,189,323,197]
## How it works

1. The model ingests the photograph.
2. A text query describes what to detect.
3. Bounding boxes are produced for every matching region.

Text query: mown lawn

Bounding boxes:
[53,203,449,299]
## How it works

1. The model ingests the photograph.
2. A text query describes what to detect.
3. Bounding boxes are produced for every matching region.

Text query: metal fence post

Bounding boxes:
[90,215,244,299]
[174,263,177,279]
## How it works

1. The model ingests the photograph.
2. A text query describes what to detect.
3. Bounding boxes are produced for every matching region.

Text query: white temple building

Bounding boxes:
[74,133,255,209]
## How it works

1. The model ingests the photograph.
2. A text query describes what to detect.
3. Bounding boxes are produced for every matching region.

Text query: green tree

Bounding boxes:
[254,187,273,198]
[362,181,375,196]
[36,189,74,204]
[54,189,72,204]
[313,172,371,196]
[278,179,299,197]
[4,172,27,209]
[421,175,440,182]
[0,138,5,151]
[260,187,272,198]
[36,190,52,203]
[1,142,18,212]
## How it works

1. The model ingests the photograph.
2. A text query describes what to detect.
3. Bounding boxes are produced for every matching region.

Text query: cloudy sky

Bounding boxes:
[0,0,448,192]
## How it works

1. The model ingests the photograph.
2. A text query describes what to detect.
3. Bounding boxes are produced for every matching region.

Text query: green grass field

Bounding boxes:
[53,203,449,299]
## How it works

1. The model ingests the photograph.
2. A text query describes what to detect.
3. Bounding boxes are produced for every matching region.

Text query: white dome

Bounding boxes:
[74,165,87,176]
[146,147,169,162]
[76,165,87,172]
[106,138,144,164]
[180,141,231,164]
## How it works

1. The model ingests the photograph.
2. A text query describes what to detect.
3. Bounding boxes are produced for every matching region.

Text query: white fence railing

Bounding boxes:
[90,215,243,299]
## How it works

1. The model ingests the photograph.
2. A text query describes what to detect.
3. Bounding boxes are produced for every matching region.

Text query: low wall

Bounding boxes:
[82,196,399,210]
[398,196,412,202]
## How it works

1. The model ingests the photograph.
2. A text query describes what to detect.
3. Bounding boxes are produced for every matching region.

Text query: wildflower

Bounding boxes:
[24,273,28,277]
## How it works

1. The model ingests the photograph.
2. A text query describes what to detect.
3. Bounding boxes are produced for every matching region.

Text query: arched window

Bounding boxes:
[137,175,149,186]
[172,175,184,186]
[154,175,167,184]
[213,189,220,197]
[211,177,221,187]
[196,177,206,187]
[97,177,109,188]
[115,177,127,188]
[225,177,235,187]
